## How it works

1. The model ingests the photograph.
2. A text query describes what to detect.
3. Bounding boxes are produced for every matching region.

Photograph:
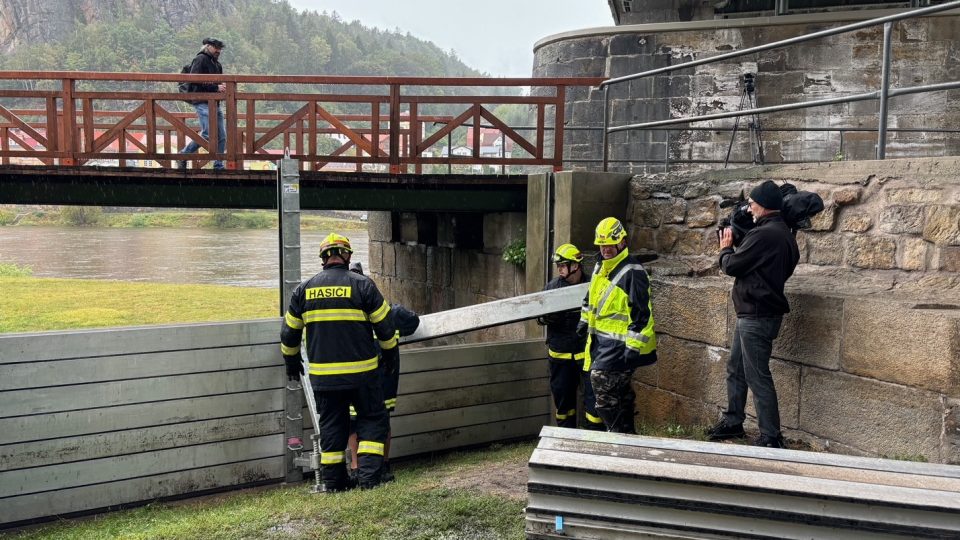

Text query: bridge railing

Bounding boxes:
[0,73,603,173]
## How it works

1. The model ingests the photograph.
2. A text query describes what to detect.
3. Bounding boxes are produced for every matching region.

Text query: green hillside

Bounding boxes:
[0,0,484,78]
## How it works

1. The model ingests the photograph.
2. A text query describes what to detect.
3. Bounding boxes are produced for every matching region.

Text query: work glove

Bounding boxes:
[380,347,400,377]
[576,321,588,338]
[283,354,304,381]
[626,348,657,367]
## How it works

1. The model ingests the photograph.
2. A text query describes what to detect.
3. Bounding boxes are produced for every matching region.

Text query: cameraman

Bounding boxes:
[708,180,799,448]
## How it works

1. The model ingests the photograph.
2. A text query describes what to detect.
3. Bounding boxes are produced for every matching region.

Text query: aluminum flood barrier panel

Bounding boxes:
[526,427,960,539]
[0,320,551,528]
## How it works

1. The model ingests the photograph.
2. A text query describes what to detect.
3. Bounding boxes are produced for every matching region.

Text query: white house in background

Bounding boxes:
[440,146,472,157]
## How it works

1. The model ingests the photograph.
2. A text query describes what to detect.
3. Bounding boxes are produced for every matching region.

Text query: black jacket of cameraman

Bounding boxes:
[719,214,799,318]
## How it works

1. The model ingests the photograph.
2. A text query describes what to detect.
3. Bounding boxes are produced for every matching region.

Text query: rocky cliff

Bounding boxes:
[0,0,237,54]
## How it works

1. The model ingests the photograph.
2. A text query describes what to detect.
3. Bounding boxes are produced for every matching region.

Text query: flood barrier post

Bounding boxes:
[278,156,304,483]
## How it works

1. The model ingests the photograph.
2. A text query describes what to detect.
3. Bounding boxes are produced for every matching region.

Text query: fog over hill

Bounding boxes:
[0,0,484,77]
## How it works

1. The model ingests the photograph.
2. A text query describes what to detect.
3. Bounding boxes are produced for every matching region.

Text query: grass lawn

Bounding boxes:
[2,442,534,540]
[0,276,277,333]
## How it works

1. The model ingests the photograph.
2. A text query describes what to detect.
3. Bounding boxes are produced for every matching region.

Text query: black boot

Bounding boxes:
[707,419,746,441]
[381,461,395,483]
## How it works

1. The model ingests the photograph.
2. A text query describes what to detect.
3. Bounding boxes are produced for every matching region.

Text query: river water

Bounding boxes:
[0,227,369,288]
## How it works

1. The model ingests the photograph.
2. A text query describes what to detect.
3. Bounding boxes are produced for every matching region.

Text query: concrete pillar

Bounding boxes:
[526,171,632,294]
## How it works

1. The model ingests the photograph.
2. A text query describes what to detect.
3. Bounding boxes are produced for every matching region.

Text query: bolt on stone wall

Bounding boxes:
[627,156,960,462]
[533,13,960,173]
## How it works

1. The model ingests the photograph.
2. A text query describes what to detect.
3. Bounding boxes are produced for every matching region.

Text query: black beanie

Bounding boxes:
[749,180,783,211]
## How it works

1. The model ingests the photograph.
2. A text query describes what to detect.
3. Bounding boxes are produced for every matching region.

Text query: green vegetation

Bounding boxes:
[3,441,533,540]
[0,209,15,225]
[0,0,496,110]
[59,206,104,226]
[0,276,277,333]
[0,263,32,277]
[4,208,366,231]
[502,239,526,268]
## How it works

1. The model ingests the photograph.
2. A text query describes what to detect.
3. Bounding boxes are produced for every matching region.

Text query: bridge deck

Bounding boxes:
[0,165,528,211]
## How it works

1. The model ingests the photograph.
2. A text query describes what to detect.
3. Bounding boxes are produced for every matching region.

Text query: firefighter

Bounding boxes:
[346,262,420,483]
[280,233,397,491]
[578,218,657,434]
[538,244,604,430]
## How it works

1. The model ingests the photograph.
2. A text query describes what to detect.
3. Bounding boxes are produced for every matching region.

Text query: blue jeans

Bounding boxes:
[723,317,783,437]
[180,102,226,169]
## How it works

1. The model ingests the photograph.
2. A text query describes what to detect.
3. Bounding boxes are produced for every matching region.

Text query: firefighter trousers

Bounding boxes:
[315,372,389,490]
[548,358,604,430]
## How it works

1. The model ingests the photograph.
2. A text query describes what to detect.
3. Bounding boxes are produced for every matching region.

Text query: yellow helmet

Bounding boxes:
[318,233,353,259]
[553,243,583,264]
[594,217,627,246]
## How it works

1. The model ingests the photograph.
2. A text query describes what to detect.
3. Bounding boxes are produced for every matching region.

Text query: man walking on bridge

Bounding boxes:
[579,218,658,434]
[538,244,603,431]
[178,37,227,170]
[280,233,397,491]
[709,180,800,449]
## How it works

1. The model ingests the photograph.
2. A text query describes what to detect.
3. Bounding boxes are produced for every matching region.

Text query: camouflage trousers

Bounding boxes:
[589,369,636,434]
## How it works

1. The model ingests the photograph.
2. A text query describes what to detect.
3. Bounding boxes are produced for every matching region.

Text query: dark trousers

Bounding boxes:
[548,359,603,430]
[316,373,388,489]
[723,317,784,437]
[590,368,636,434]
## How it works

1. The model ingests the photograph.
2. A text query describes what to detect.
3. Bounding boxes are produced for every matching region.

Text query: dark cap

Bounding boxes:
[749,180,783,211]
[202,37,225,49]
[349,261,364,275]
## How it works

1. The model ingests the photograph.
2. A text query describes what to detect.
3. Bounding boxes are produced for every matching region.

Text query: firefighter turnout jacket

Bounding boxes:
[281,263,398,390]
[579,248,657,371]
[542,275,588,360]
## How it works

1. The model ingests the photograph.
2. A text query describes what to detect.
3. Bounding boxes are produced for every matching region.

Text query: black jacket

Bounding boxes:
[719,214,800,318]
[541,273,588,359]
[280,263,397,390]
[186,50,223,99]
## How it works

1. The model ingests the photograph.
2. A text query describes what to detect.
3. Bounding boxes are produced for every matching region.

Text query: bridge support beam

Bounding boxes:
[524,171,632,296]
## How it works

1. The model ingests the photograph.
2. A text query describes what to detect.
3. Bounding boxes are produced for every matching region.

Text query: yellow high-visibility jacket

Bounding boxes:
[280,263,397,390]
[579,248,657,371]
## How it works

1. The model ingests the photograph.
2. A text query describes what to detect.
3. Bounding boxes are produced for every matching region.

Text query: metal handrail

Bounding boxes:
[598,0,960,170]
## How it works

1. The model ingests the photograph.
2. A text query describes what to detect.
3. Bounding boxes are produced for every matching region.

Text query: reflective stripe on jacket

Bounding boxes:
[280,263,397,390]
[579,248,657,371]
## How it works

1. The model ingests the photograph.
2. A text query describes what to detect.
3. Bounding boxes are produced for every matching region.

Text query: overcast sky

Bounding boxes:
[284,0,614,77]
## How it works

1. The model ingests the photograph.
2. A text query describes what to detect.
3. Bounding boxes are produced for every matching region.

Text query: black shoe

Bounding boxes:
[381,461,395,484]
[348,468,358,484]
[753,434,786,448]
[176,160,187,170]
[706,419,746,441]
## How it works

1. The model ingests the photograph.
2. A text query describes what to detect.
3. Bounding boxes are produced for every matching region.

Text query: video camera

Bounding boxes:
[718,182,825,247]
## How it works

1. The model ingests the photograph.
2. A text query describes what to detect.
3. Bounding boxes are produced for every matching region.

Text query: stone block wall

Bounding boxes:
[642,279,960,463]
[366,210,530,345]
[532,11,960,173]
[627,157,960,463]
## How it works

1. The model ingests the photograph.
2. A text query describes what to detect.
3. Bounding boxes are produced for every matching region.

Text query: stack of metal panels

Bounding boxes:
[526,427,960,539]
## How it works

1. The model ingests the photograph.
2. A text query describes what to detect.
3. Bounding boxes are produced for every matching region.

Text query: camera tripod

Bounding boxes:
[724,73,765,168]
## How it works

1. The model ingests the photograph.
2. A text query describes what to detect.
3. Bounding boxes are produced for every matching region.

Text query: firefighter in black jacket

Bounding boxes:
[347,262,420,483]
[538,244,603,430]
[281,233,397,491]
